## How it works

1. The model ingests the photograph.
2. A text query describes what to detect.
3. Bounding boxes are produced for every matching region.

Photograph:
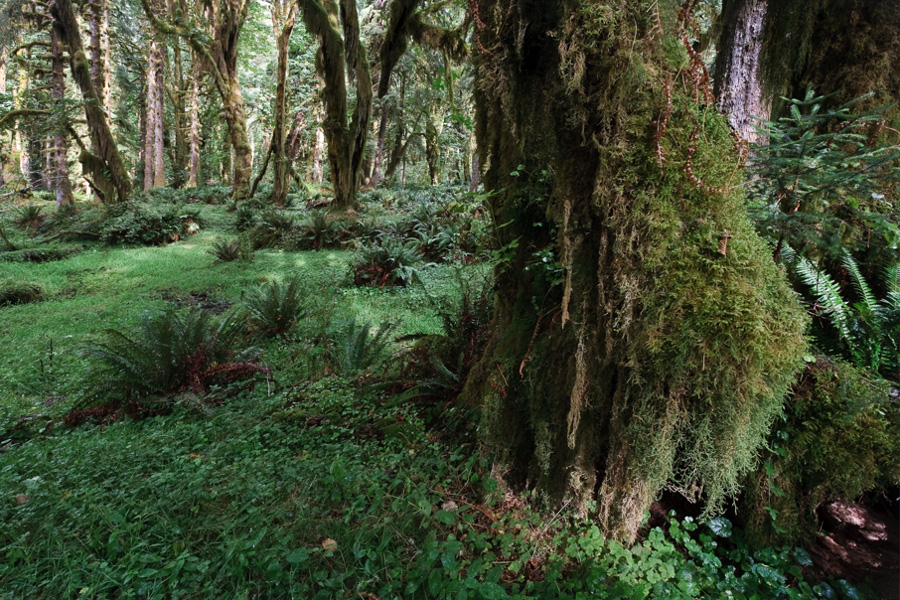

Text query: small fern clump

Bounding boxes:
[82,308,261,400]
[352,238,425,287]
[243,276,308,337]
[248,209,296,249]
[208,238,254,263]
[334,319,398,376]
[13,205,44,231]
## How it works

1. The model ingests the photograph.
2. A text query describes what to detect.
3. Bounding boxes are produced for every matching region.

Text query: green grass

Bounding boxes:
[0,193,870,599]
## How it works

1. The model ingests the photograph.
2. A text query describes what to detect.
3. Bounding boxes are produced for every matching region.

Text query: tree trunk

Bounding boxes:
[51,26,74,207]
[462,0,806,542]
[170,34,188,188]
[53,0,130,203]
[298,0,373,211]
[425,117,441,185]
[0,46,7,94]
[15,49,29,187]
[714,0,770,145]
[143,39,161,191]
[369,103,389,188]
[89,0,103,105]
[153,45,166,188]
[271,4,297,207]
[102,0,112,114]
[187,54,201,188]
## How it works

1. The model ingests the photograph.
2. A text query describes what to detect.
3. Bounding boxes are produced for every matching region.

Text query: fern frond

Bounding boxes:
[883,263,900,296]
[793,253,853,343]
[841,250,877,314]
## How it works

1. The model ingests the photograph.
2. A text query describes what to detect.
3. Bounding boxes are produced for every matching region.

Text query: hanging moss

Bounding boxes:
[465,0,808,542]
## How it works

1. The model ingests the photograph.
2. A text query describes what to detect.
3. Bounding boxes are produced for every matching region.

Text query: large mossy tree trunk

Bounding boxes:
[461,0,807,542]
[298,0,373,211]
[52,0,131,203]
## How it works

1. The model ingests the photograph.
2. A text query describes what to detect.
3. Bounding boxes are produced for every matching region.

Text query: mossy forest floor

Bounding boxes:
[0,189,893,599]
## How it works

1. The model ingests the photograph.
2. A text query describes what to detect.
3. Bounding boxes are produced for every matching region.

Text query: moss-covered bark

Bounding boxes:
[52,0,131,203]
[463,0,807,542]
[299,0,373,211]
[271,1,297,207]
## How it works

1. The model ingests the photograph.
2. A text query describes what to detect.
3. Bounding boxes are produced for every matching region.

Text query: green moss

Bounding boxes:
[742,358,900,546]
[470,0,808,541]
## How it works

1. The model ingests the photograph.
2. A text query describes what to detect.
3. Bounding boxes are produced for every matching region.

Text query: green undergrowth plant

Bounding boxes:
[0,245,79,263]
[243,276,309,338]
[787,247,900,379]
[748,87,900,265]
[12,205,44,230]
[97,202,202,246]
[352,238,428,287]
[0,346,871,599]
[208,237,254,263]
[332,318,398,377]
[77,308,263,417]
[248,208,296,249]
[741,357,900,546]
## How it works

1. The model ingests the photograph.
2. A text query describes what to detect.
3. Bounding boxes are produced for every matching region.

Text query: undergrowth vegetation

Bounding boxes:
[0,185,890,599]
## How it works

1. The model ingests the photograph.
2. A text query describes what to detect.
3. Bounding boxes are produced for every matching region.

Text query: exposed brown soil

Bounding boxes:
[810,500,899,600]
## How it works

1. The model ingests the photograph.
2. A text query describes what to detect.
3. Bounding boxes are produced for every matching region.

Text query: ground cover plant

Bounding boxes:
[0,189,890,599]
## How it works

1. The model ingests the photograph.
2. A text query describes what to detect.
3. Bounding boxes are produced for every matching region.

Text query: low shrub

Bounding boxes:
[81,308,262,403]
[741,357,900,545]
[98,203,202,246]
[248,208,296,249]
[244,276,309,338]
[352,238,426,287]
[0,281,42,306]
[208,238,253,263]
[0,246,78,263]
[13,205,44,230]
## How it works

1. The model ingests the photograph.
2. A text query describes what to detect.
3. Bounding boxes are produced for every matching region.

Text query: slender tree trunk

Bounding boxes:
[153,46,166,188]
[50,26,74,207]
[469,150,479,192]
[143,43,159,191]
[311,127,324,183]
[139,91,148,187]
[52,0,131,203]
[187,54,201,188]
[16,49,29,185]
[102,0,112,114]
[369,103,389,188]
[89,0,103,103]
[271,4,297,206]
[713,0,769,146]
[462,0,806,542]
[42,137,53,191]
[169,29,187,187]
[0,47,6,95]
[221,124,231,184]
[425,117,441,185]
